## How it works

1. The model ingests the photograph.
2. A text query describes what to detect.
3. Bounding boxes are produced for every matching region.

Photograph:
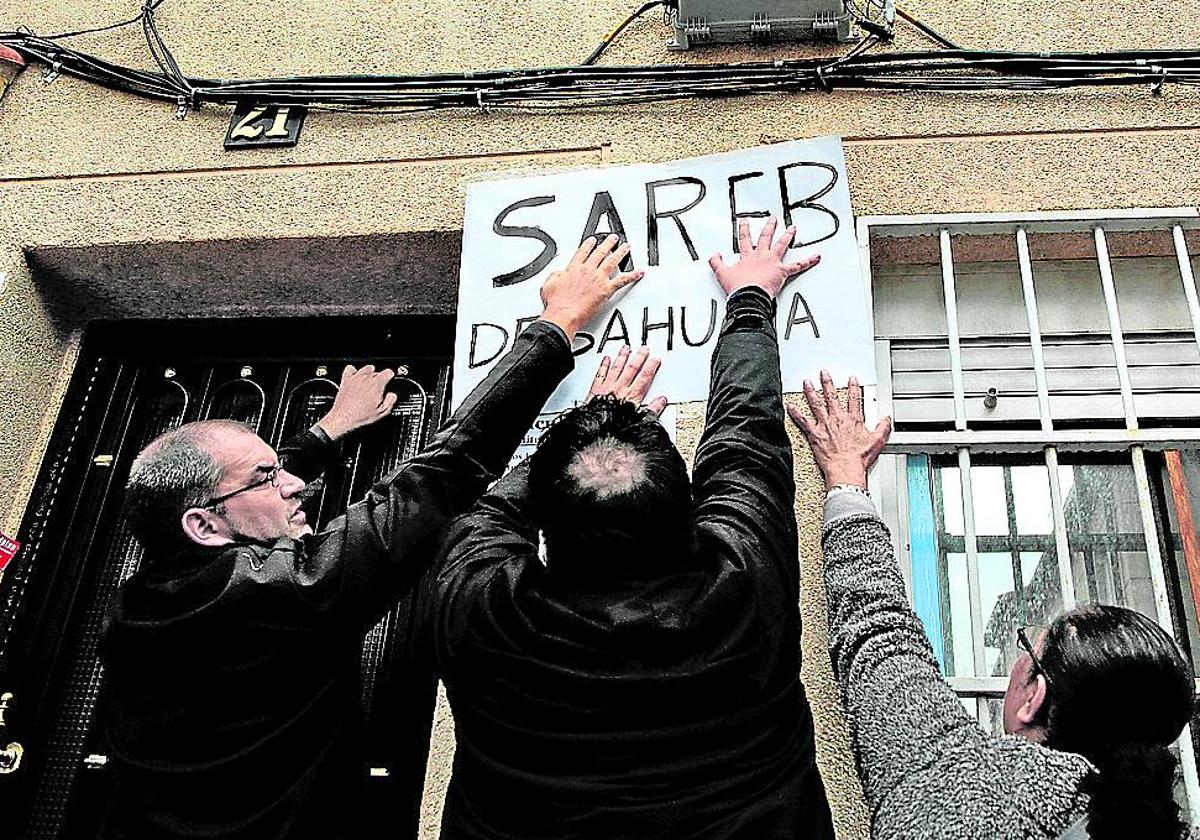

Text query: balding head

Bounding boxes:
[529,396,691,573]
[125,420,256,553]
[566,439,647,500]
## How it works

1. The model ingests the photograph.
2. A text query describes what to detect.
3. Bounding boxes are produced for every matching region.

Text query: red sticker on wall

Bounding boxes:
[0,531,19,575]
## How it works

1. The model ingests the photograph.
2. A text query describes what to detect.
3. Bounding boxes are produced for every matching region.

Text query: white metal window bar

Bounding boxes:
[1179,226,1200,362]
[1017,227,1077,612]
[939,231,988,684]
[860,206,1200,819]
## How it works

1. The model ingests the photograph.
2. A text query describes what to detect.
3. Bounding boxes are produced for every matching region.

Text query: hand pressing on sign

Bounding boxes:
[539,234,643,342]
[588,345,669,417]
[708,217,821,299]
[788,370,892,492]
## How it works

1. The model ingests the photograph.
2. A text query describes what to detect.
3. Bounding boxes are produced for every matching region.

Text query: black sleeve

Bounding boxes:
[294,322,572,631]
[427,462,538,662]
[690,286,798,594]
[276,427,339,483]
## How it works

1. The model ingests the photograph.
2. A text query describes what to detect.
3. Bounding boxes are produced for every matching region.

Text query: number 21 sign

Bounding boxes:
[224,103,307,149]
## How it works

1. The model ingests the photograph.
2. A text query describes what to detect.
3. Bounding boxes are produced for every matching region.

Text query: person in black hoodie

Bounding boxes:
[100,234,644,840]
[428,217,835,839]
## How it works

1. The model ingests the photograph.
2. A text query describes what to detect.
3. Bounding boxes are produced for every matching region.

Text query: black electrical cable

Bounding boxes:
[895,5,960,50]
[583,1,667,66]
[4,27,1199,111]
[40,0,170,41]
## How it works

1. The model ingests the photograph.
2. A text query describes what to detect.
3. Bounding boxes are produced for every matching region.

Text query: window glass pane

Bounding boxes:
[1062,460,1158,620]
[908,455,1182,681]
[969,466,1008,536]
[956,696,1008,738]
[1013,466,1055,535]
[979,698,1006,737]
[913,460,1063,679]
[979,552,1016,675]
[946,552,973,677]
[940,465,964,536]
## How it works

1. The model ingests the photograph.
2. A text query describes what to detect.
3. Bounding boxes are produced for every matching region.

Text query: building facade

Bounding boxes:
[2,1,1200,837]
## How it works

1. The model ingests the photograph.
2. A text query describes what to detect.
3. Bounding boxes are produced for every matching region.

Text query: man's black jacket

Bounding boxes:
[429,288,835,839]
[99,322,572,840]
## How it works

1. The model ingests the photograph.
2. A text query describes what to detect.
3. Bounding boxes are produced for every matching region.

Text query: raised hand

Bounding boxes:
[708,217,821,299]
[539,234,644,341]
[317,364,399,441]
[787,370,892,491]
[588,345,668,417]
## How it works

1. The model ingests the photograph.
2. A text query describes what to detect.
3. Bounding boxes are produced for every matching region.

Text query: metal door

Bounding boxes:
[0,315,453,839]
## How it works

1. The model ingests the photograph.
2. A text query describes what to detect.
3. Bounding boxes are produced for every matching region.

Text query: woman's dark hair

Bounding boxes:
[528,396,691,576]
[1034,605,1195,840]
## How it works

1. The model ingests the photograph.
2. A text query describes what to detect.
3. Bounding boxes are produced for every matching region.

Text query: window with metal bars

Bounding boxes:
[860,208,1200,819]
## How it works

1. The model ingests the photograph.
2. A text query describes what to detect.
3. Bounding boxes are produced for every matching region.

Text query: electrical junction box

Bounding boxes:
[667,1,857,49]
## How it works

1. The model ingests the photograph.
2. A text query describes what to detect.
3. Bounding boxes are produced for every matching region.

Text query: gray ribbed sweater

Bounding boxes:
[821,495,1093,839]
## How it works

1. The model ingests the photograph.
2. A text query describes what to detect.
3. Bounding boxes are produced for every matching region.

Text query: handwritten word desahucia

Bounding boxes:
[467,291,819,369]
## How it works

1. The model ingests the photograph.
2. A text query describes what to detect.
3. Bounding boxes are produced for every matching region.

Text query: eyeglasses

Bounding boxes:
[202,465,281,508]
[1016,625,1054,687]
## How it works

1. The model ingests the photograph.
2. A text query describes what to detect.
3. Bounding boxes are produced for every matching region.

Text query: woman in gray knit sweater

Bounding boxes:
[789,371,1195,840]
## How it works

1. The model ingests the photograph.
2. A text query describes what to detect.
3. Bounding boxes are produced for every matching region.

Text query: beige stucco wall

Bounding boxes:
[4,1,1200,836]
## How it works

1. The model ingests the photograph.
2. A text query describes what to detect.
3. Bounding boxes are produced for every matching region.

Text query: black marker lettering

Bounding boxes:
[784,291,820,340]
[573,331,596,357]
[514,315,539,336]
[778,162,839,248]
[728,171,770,253]
[681,300,719,347]
[580,191,634,272]
[492,195,558,287]
[646,176,707,266]
[598,309,631,351]
[642,306,675,350]
[469,322,510,368]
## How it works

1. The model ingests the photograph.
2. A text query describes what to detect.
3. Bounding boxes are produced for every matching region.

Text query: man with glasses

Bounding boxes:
[100,235,647,840]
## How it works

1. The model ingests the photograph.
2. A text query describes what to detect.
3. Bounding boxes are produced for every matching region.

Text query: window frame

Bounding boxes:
[857,206,1200,815]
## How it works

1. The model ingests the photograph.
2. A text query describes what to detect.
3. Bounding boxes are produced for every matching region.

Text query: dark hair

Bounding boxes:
[124,420,254,553]
[528,396,691,576]
[1034,605,1195,840]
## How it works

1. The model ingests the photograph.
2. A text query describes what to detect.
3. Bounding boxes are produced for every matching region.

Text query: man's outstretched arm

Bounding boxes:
[692,218,820,588]
[302,235,645,628]
[430,349,667,660]
[275,364,400,483]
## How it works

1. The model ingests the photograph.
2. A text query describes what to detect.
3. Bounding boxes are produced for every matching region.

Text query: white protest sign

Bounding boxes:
[452,136,874,412]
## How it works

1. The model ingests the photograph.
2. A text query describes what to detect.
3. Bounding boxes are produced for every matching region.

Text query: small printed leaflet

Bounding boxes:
[506,405,678,475]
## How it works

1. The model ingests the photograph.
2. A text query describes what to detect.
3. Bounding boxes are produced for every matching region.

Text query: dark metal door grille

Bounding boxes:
[1,316,453,840]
